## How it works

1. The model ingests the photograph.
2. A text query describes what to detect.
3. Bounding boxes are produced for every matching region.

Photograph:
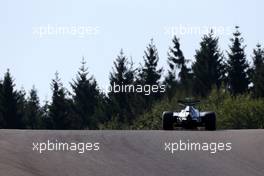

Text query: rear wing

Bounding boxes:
[178,99,200,106]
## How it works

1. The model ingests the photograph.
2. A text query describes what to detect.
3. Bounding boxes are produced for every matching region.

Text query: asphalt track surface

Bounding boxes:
[0,130,263,176]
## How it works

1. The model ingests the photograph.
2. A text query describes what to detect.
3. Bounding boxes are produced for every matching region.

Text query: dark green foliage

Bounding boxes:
[252,44,264,98]
[109,49,137,124]
[165,36,192,98]
[226,26,250,95]
[139,39,162,86]
[0,32,264,130]
[138,39,163,106]
[70,59,101,129]
[0,80,3,127]
[0,70,24,128]
[17,88,27,128]
[192,30,225,97]
[201,89,264,129]
[132,98,170,130]
[41,100,53,129]
[25,87,42,129]
[94,93,111,124]
[49,72,71,129]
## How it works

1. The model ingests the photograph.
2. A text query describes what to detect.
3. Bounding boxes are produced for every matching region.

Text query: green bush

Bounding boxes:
[133,88,264,130]
[201,89,264,129]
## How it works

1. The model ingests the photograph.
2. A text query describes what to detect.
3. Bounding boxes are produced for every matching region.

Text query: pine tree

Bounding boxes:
[0,69,22,128]
[165,36,192,96]
[109,49,136,124]
[41,99,53,129]
[71,59,100,129]
[252,44,264,97]
[227,26,249,95]
[49,72,71,129]
[192,30,224,97]
[93,92,111,125]
[17,88,27,128]
[0,80,4,128]
[140,39,162,85]
[138,39,163,105]
[25,86,42,129]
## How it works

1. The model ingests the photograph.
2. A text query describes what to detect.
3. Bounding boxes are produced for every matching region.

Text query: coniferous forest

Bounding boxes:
[1,26,264,130]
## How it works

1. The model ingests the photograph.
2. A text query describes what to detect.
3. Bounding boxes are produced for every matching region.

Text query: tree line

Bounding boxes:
[0,26,264,129]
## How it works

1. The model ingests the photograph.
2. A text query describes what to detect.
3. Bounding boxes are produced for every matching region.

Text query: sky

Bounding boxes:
[0,0,263,102]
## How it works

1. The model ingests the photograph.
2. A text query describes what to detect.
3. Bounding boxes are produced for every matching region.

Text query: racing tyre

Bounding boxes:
[204,113,216,131]
[162,112,174,130]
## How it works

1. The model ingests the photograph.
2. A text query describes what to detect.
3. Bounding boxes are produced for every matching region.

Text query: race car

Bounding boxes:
[162,99,216,130]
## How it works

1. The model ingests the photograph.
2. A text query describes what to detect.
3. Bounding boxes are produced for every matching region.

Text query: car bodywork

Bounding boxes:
[162,99,216,130]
